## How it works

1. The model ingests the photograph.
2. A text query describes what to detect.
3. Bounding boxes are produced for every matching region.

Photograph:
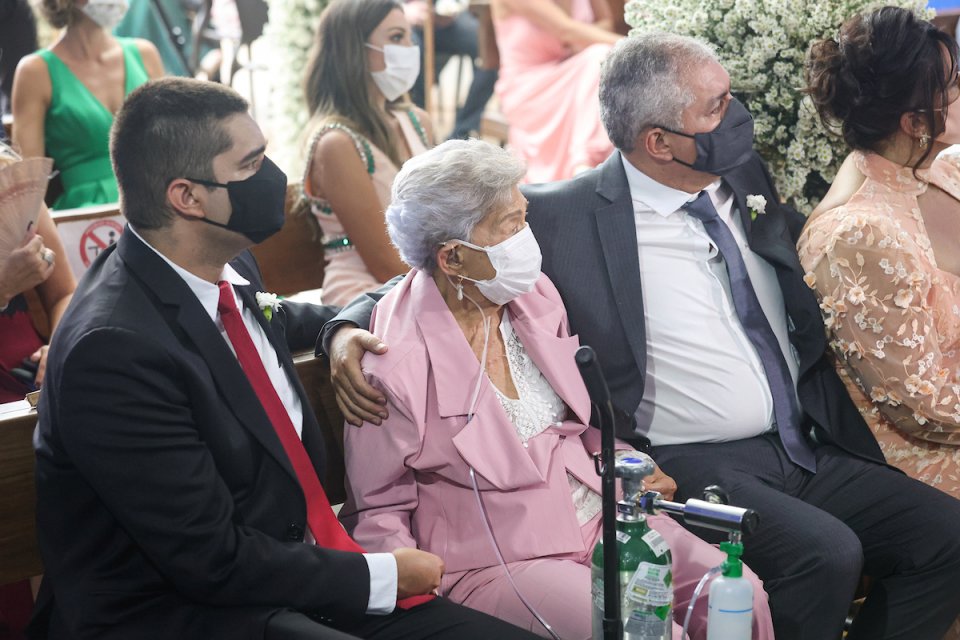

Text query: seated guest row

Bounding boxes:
[13,4,960,640]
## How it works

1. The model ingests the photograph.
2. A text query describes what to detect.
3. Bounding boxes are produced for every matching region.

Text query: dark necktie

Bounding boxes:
[683,192,816,472]
[217,282,432,608]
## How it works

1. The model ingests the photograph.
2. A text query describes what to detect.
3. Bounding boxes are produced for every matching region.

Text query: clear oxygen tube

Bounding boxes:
[455,278,562,640]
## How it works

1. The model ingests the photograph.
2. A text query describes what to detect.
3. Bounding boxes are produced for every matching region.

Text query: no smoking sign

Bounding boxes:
[80,219,124,267]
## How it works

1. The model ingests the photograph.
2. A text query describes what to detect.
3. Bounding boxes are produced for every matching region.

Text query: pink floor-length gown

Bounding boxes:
[493,0,615,183]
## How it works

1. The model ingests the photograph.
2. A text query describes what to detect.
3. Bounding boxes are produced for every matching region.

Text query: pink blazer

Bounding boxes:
[339,270,615,573]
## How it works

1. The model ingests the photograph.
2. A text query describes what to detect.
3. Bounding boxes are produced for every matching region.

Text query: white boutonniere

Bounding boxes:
[255,291,281,322]
[746,194,767,221]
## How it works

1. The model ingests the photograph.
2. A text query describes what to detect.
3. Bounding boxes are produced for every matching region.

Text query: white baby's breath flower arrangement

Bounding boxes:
[263,0,331,176]
[625,0,932,212]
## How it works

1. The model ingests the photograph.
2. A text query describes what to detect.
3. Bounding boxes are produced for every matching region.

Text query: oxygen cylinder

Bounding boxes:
[592,510,673,639]
[707,540,753,640]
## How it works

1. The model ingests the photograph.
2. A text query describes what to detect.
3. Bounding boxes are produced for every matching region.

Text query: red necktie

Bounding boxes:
[216,282,432,609]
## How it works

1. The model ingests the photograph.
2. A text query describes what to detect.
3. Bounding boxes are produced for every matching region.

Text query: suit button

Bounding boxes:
[286,523,305,541]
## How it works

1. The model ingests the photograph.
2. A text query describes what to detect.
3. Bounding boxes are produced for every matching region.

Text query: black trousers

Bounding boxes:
[265,598,541,640]
[653,433,960,640]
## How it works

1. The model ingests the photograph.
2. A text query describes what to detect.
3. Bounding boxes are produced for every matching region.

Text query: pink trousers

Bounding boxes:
[441,513,774,640]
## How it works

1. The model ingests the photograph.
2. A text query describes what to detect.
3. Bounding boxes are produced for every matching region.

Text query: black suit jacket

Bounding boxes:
[328,152,885,463]
[32,230,365,640]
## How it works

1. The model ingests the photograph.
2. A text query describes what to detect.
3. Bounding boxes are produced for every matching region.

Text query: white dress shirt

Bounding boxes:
[130,227,398,614]
[619,155,800,446]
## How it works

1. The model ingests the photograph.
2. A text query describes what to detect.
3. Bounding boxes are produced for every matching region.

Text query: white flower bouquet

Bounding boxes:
[263,0,331,176]
[625,0,932,212]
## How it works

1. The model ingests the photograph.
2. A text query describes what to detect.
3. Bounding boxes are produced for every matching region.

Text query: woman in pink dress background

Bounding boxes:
[491,0,620,183]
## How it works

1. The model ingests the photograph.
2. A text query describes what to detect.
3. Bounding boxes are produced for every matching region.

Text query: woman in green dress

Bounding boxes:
[11,0,163,210]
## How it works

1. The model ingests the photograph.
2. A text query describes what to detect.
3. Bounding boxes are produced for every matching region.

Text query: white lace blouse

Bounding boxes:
[492,313,602,525]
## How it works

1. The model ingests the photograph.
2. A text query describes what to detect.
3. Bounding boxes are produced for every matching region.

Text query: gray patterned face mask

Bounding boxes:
[81,0,129,30]
[661,97,756,176]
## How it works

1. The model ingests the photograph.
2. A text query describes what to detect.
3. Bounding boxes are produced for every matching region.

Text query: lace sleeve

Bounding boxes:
[806,217,960,443]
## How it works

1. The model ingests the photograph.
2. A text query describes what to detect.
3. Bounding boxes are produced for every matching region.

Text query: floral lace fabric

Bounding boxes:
[797,150,960,498]
[493,314,602,525]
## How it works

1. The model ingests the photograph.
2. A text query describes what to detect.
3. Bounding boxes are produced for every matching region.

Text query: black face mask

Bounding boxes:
[188,155,287,244]
[660,97,755,176]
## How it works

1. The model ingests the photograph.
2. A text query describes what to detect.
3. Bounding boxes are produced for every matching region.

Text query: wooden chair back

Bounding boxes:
[0,408,43,586]
[249,184,326,297]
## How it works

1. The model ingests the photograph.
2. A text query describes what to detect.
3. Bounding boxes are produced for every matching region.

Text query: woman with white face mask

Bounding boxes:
[10,0,163,209]
[302,0,435,306]
[338,140,775,640]
[800,7,960,526]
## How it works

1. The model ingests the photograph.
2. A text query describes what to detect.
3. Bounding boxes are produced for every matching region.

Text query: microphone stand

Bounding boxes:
[575,346,621,640]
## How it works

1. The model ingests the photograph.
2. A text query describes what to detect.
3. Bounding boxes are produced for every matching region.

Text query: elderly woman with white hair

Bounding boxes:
[338,139,774,639]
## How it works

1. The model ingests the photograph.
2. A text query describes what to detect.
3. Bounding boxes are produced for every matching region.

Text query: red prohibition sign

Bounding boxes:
[80,219,124,267]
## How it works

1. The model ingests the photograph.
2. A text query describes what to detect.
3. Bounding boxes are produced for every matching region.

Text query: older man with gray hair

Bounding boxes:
[324,34,960,640]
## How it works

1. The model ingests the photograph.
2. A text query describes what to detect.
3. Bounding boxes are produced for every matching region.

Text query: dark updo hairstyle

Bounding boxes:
[806,5,958,171]
[40,0,75,28]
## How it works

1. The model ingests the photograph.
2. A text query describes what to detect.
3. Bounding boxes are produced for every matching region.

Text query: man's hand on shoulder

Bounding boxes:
[392,548,444,599]
[330,325,390,426]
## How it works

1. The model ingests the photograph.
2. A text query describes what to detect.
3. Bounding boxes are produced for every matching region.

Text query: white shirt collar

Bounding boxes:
[128,225,250,322]
[620,152,724,217]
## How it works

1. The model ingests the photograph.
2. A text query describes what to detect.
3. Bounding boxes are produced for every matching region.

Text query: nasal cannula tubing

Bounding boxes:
[456,278,561,640]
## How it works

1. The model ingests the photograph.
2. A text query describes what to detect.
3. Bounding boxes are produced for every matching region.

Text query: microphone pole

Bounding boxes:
[575,346,620,640]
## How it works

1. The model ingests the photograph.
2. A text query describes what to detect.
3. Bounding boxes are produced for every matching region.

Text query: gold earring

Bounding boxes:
[919,133,931,149]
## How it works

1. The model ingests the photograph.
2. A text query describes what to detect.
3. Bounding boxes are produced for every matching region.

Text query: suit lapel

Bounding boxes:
[594,154,648,400]
[118,232,299,485]
[234,279,328,469]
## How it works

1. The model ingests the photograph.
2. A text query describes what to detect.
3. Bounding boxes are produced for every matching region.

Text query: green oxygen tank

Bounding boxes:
[591,456,673,640]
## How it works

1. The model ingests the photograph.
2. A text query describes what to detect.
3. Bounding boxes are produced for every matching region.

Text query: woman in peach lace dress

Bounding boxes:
[798,7,960,503]
[491,0,620,183]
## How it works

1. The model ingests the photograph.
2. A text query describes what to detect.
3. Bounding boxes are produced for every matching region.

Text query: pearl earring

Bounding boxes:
[456,276,464,301]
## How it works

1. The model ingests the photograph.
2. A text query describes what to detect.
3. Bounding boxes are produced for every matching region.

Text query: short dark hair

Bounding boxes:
[110,78,249,229]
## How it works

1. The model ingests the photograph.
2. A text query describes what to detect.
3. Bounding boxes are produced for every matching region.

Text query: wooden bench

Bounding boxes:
[0,350,346,588]
[249,184,326,297]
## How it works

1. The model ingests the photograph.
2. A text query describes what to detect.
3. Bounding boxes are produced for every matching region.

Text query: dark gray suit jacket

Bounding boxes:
[326,152,885,464]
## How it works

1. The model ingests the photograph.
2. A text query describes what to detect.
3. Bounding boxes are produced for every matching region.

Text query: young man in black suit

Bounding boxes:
[324,35,960,640]
[30,77,540,640]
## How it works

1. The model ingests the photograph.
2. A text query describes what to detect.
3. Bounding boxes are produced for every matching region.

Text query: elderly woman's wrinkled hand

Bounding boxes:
[0,231,55,308]
[330,325,390,426]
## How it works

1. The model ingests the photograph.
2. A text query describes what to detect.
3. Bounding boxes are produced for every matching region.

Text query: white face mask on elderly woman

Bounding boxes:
[81,0,129,30]
[365,43,421,102]
[453,224,543,305]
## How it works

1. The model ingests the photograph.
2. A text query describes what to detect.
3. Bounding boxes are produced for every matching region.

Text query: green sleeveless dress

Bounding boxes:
[37,38,148,209]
